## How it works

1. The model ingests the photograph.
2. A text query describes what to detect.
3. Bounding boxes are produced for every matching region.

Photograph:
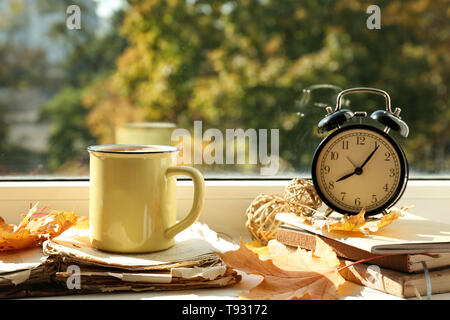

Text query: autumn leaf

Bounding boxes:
[71,215,89,230]
[327,207,409,234]
[217,238,345,300]
[361,206,411,233]
[291,206,410,235]
[267,238,341,271]
[15,203,40,233]
[246,240,269,255]
[326,208,367,232]
[0,219,36,251]
[0,205,79,252]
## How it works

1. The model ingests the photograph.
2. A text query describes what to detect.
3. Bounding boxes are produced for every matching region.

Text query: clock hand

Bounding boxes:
[336,170,357,182]
[337,145,379,183]
[346,156,358,168]
[360,145,380,169]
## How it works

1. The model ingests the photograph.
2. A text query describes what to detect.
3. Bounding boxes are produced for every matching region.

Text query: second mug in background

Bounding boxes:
[115,122,176,146]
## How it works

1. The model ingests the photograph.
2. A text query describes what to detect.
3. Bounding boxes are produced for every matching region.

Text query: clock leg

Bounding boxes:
[381,210,389,216]
[325,207,334,217]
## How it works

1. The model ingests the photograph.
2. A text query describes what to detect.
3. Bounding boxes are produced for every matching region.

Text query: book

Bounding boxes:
[276,228,450,298]
[276,224,450,273]
[0,222,241,299]
[275,211,450,254]
[339,259,450,298]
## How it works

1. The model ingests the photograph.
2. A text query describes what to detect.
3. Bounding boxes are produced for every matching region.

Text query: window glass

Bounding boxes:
[0,0,448,179]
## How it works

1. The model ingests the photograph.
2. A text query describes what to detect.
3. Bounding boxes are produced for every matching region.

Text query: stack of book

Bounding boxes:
[0,223,240,298]
[275,212,450,299]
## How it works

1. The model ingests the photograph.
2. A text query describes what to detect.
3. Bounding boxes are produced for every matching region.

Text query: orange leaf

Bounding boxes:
[326,208,367,232]
[217,239,344,300]
[0,218,37,251]
[71,216,89,230]
[245,240,269,255]
[0,205,79,252]
[360,207,407,233]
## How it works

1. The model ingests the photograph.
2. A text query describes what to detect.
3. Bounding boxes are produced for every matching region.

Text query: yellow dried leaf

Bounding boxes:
[245,240,270,255]
[71,216,89,230]
[304,206,410,235]
[0,205,79,252]
[310,236,341,269]
[266,237,341,274]
[377,209,403,228]
[15,203,40,233]
[327,208,366,232]
[361,207,406,233]
[0,218,37,251]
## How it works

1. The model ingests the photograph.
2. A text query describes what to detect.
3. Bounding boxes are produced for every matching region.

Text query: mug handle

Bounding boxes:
[164,166,205,240]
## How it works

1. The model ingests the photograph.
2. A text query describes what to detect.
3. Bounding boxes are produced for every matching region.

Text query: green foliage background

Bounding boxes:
[0,0,448,176]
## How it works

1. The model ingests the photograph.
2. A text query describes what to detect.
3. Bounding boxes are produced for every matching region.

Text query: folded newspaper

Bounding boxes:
[0,222,241,298]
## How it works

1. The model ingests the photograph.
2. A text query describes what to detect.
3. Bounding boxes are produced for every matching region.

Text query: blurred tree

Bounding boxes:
[0,0,441,175]
[40,6,127,171]
[37,0,100,52]
[41,87,94,171]
[0,0,53,174]
[83,76,144,145]
[87,0,448,175]
[0,102,7,172]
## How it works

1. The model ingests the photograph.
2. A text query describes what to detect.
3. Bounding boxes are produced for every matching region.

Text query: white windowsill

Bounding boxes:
[1,179,449,236]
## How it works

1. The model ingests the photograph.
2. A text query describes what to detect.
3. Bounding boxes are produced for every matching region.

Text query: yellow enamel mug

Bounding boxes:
[88,144,205,253]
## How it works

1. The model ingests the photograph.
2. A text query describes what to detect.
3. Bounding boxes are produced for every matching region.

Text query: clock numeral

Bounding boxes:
[323,165,330,174]
[330,152,339,160]
[357,136,365,145]
[375,141,379,148]
[371,194,378,203]
[342,140,349,150]
[383,183,389,192]
[385,152,391,161]
[389,168,395,177]
[340,192,346,201]
[328,181,335,189]
[354,197,361,206]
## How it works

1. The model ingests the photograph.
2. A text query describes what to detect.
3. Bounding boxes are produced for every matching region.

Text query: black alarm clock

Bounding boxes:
[311,87,409,216]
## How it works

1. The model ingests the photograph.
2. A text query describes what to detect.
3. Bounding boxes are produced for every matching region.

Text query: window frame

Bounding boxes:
[0,179,449,238]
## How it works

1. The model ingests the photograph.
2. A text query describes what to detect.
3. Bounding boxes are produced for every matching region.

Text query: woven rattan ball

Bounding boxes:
[284,178,322,217]
[245,193,289,244]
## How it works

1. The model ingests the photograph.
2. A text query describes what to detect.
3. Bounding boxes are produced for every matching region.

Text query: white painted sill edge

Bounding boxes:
[0,180,449,239]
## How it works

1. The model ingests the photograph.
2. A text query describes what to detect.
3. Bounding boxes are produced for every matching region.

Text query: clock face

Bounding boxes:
[312,125,408,215]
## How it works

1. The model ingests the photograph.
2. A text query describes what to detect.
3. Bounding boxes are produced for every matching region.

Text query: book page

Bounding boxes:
[276,212,450,254]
